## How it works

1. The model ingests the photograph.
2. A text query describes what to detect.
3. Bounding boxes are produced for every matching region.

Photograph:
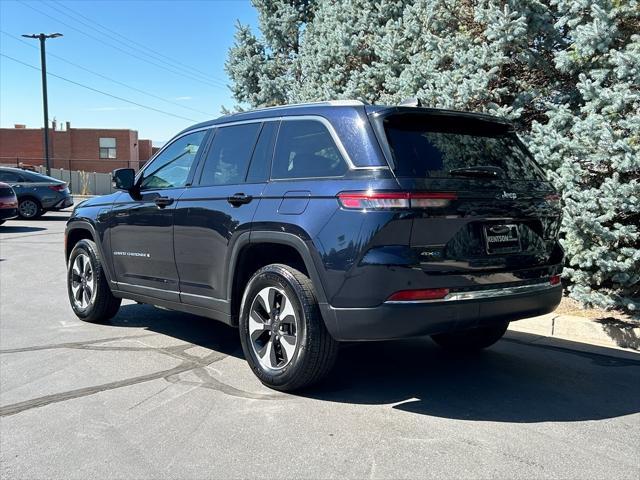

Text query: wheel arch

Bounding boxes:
[65,221,116,285]
[227,231,329,326]
[17,195,42,214]
[16,193,41,203]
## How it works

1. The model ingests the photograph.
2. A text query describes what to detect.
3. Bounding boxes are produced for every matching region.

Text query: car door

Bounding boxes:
[0,170,26,194]
[109,129,209,301]
[173,121,277,315]
[254,118,354,300]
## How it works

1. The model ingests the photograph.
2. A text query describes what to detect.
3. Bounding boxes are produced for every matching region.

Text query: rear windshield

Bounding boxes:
[383,114,544,181]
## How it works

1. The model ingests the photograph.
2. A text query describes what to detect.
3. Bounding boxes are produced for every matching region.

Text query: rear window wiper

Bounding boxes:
[448,166,505,178]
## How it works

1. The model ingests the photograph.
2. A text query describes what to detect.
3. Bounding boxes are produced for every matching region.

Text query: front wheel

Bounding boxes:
[239,264,338,391]
[431,322,509,351]
[67,239,121,323]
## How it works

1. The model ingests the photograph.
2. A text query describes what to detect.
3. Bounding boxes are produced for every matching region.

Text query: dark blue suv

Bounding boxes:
[65,100,563,390]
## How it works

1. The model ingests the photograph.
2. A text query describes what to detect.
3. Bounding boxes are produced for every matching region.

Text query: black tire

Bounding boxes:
[239,264,339,391]
[431,322,509,351]
[18,197,42,219]
[67,239,121,323]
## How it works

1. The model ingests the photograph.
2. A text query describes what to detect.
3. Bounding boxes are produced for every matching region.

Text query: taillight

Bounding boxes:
[49,184,66,192]
[410,192,457,208]
[337,191,456,210]
[0,199,18,208]
[550,275,561,285]
[387,288,450,302]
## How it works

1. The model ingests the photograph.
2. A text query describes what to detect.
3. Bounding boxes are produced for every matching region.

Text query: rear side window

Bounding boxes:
[383,114,544,181]
[246,122,278,183]
[199,123,261,186]
[272,120,347,179]
[0,171,23,182]
[20,171,55,182]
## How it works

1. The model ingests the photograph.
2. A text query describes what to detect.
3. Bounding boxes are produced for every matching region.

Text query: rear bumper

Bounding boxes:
[321,282,562,341]
[50,196,73,210]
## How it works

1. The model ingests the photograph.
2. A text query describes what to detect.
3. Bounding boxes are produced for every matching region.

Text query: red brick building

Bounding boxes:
[0,122,154,173]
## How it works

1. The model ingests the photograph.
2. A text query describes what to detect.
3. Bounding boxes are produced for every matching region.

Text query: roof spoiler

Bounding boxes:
[397,98,422,107]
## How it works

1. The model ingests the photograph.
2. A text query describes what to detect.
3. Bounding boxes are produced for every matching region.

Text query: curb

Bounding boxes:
[509,313,640,353]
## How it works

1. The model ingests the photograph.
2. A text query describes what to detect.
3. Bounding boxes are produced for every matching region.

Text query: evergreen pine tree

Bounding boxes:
[226,0,640,313]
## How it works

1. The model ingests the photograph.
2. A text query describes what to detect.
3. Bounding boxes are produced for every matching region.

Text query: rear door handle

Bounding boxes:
[154,196,174,208]
[227,193,253,206]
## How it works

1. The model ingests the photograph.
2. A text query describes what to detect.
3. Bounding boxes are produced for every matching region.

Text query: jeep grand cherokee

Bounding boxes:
[65,100,563,391]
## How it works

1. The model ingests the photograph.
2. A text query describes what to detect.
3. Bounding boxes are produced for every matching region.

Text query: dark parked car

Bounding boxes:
[0,167,73,218]
[0,182,18,225]
[65,100,563,390]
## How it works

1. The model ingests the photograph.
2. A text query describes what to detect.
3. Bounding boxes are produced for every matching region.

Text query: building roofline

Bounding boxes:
[0,126,141,133]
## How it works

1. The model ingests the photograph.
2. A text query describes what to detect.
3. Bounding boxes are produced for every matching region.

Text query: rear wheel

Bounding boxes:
[431,322,509,351]
[18,198,42,219]
[239,264,338,391]
[67,239,121,323]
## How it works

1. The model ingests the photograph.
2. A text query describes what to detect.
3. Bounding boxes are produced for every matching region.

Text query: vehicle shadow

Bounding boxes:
[0,225,47,233]
[37,215,70,221]
[306,335,640,423]
[109,303,244,359]
[107,304,640,423]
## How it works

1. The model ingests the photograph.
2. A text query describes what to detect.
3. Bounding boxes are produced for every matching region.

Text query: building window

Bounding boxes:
[99,138,117,159]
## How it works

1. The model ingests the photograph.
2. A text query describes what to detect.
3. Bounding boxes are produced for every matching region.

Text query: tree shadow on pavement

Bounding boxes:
[305,334,640,423]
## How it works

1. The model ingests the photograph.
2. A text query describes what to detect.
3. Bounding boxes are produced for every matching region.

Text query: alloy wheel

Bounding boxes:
[19,199,38,218]
[248,286,299,370]
[70,253,96,309]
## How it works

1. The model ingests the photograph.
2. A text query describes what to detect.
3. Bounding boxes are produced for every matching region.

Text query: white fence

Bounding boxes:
[35,167,115,196]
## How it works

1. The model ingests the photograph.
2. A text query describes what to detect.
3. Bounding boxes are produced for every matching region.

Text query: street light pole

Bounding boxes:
[22,33,62,176]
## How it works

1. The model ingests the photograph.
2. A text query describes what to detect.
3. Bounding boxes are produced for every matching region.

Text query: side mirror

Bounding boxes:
[112,168,135,191]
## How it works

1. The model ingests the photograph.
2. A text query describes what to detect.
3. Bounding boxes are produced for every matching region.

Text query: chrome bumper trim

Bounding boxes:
[385,281,559,304]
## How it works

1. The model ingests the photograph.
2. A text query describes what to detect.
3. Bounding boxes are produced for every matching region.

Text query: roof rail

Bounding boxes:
[246,99,367,114]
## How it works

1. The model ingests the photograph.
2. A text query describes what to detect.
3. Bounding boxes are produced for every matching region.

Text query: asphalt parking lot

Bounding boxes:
[1,211,639,479]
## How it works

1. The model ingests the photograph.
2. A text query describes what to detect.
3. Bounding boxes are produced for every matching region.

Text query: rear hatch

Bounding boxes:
[371,108,562,273]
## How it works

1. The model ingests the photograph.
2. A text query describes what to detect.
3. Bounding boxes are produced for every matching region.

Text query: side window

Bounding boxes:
[0,171,23,182]
[140,130,206,190]
[272,120,347,179]
[246,122,278,183]
[19,172,37,183]
[199,123,261,186]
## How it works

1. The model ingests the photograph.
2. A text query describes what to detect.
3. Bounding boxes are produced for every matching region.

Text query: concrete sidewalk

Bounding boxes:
[509,312,640,355]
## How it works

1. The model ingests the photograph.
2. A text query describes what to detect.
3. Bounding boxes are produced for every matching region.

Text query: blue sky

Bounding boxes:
[0,0,258,144]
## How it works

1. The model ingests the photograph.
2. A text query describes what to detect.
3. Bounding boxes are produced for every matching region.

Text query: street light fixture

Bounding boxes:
[21,33,63,176]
